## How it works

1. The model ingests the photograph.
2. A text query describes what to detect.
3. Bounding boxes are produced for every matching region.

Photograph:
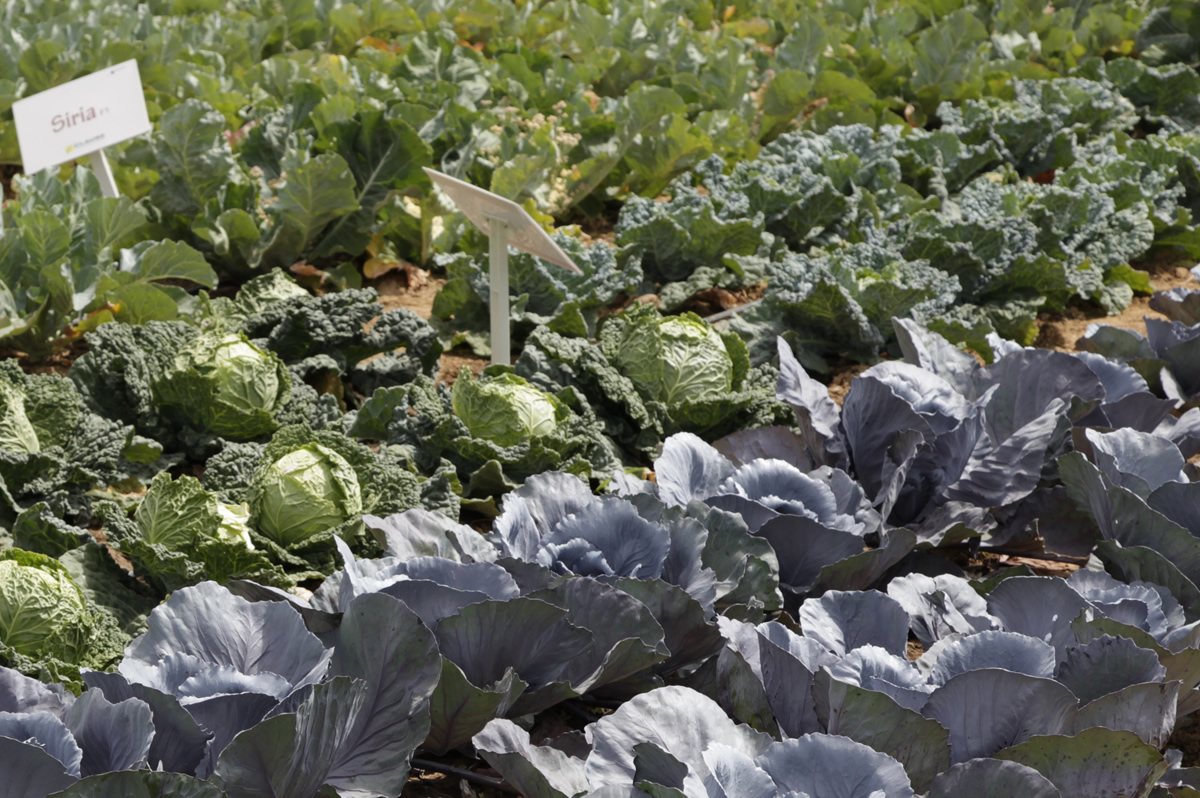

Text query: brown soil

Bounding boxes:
[374,268,446,319]
[1034,256,1198,352]
[373,267,494,386]
[827,363,870,406]
[437,349,490,386]
[678,283,767,317]
[576,212,617,246]
[906,639,925,661]
[0,345,83,377]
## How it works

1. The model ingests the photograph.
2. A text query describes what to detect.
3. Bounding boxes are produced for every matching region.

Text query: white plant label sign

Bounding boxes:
[12,59,151,175]
[424,167,582,365]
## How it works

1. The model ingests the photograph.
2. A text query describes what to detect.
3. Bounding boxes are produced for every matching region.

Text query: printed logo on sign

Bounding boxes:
[11,60,151,175]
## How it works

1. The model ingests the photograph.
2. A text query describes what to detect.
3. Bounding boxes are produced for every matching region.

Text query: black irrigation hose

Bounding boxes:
[410,758,519,795]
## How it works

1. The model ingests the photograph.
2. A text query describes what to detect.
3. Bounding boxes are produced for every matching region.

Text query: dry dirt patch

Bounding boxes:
[1035,257,1198,352]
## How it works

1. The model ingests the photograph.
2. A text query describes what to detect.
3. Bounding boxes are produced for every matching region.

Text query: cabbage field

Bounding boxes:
[6,0,1200,796]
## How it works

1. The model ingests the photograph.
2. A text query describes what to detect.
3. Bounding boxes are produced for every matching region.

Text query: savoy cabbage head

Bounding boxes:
[0,549,125,688]
[201,425,421,579]
[251,442,364,549]
[97,473,283,595]
[609,312,737,409]
[451,371,566,448]
[513,306,790,461]
[153,331,291,441]
[351,372,620,500]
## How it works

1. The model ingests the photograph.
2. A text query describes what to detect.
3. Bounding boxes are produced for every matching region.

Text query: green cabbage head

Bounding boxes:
[0,550,90,661]
[252,442,363,547]
[613,314,734,407]
[154,331,291,439]
[452,370,564,447]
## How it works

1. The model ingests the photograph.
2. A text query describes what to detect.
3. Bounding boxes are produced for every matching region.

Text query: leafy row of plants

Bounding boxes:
[2,0,1196,362]
[426,63,1200,372]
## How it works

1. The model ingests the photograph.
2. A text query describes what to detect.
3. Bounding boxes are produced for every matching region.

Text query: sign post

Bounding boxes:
[424,167,581,366]
[486,217,512,366]
[12,59,151,200]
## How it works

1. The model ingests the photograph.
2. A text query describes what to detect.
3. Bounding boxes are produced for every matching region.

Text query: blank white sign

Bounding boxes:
[424,167,582,274]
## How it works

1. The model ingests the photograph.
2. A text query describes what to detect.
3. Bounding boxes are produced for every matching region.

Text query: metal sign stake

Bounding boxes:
[487,216,511,366]
[87,150,119,199]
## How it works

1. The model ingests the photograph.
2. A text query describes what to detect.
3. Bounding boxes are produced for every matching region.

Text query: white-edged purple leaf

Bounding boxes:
[799,589,909,657]
[81,671,210,776]
[434,597,592,688]
[922,669,1078,763]
[755,514,863,593]
[366,508,498,563]
[811,528,917,595]
[632,741,688,790]
[926,758,1061,798]
[613,578,723,675]
[188,692,280,777]
[63,691,152,777]
[945,398,1063,508]
[719,460,840,522]
[474,718,590,798]
[326,592,442,796]
[712,426,816,472]
[425,659,525,756]
[0,668,72,716]
[123,581,329,688]
[1087,428,1186,498]
[975,350,1104,445]
[987,576,1092,661]
[924,631,1056,686]
[712,647,780,737]
[0,710,81,776]
[753,626,835,736]
[0,735,76,796]
[811,669,950,794]
[1056,635,1166,704]
[756,734,914,797]
[584,686,773,794]
[1073,681,1179,748]
[46,771,226,798]
[1148,480,1200,537]
[828,646,933,712]
[655,433,734,507]
[701,743,777,798]
[546,498,670,579]
[211,677,369,798]
[887,573,998,647]
[705,495,781,533]
[529,577,668,692]
[892,318,980,396]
